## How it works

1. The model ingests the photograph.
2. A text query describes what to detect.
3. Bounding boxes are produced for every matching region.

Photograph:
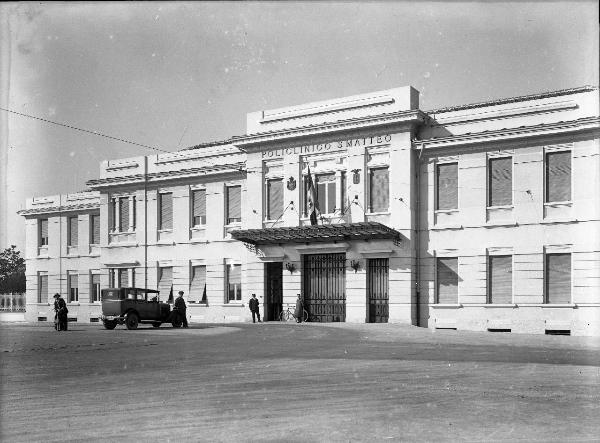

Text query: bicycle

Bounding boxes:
[278,304,308,322]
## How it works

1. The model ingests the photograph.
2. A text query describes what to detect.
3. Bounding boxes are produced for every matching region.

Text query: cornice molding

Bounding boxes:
[18,202,100,217]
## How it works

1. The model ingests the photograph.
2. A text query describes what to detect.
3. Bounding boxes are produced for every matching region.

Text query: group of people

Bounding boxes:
[248,293,304,323]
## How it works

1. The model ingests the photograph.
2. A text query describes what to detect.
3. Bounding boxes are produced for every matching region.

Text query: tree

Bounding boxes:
[0,245,26,293]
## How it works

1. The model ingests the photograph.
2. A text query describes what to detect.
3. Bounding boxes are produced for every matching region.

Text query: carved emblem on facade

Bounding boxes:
[287,176,296,191]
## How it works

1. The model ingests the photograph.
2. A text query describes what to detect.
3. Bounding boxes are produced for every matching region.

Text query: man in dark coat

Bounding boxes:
[294,294,304,323]
[53,293,68,331]
[249,293,261,323]
[174,290,189,328]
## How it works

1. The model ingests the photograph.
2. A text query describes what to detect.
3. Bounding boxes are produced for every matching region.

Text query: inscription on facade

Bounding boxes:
[261,134,392,158]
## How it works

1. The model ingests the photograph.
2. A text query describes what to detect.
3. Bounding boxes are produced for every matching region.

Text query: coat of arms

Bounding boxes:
[287,176,296,191]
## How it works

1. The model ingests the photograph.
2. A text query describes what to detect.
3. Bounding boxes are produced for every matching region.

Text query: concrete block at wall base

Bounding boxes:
[0,312,26,322]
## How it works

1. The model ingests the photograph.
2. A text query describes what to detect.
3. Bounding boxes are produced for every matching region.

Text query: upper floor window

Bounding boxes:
[545,151,571,203]
[191,189,206,227]
[315,174,336,215]
[266,179,283,221]
[545,253,571,304]
[90,214,100,245]
[159,193,173,230]
[488,157,512,207]
[436,257,458,304]
[68,216,78,247]
[369,167,389,213]
[226,186,242,224]
[38,219,49,247]
[109,268,135,288]
[436,163,458,210]
[110,196,136,232]
[226,264,242,302]
[488,255,512,304]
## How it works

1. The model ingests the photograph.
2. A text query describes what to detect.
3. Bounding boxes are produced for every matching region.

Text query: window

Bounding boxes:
[90,214,100,245]
[90,274,101,302]
[436,163,458,210]
[488,255,512,304]
[159,193,173,230]
[68,273,79,302]
[437,257,458,304]
[39,219,49,247]
[158,267,173,298]
[488,157,512,206]
[38,272,48,303]
[546,151,571,203]
[109,268,134,287]
[266,179,283,220]
[226,186,241,224]
[369,167,389,213]
[192,189,206,226]
[119,197,129,231]
[68,216,78,247]
[190,265,207,303]
[546,253,571,304]
[227,264,242,302]
[316,174,336,215]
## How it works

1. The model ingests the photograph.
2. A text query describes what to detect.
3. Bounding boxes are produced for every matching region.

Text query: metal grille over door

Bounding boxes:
[368,258,389,323]
[303,253,346,322]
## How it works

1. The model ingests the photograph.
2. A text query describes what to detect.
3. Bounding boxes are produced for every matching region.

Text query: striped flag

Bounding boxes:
[306,166,319,226]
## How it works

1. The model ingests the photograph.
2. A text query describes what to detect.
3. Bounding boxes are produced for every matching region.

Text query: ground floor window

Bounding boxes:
[68,272,79,303]
[38,272,48,303]
[158,267,173,299]
[488,255,512,304]
[227,264,242,302]
[546,253,571,304]
[436,257,458,304]
[90,273,101,302]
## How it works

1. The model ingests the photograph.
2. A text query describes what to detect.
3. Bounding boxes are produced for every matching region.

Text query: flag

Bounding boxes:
[306,166,319,226]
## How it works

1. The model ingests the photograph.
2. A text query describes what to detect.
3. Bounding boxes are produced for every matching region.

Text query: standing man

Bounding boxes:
[174,290,189,328]
[294,294,304,323]
[53,293,68,331]
[249,293,261,323]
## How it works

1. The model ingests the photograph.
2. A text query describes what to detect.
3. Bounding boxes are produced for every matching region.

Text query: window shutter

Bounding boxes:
[437,163,458,210]
[190,266,207,303]
[489,158,512,206]
[91,274,100,302]
[437,257,458,304]
[158,267,173,296]
[546,253,571,304]
[40,219,48,245]
[546,151,571,202]
[227,186,241,222]
[91,215,100,244]
[118,269,129,287]
[370,168,389,212]
[69,274,79,302]
[193,190,206,225]
[160,193,173,230]
[39,275,48,303]
[489,255,512,304]
[69,217,78,246]
[267,179,283,220]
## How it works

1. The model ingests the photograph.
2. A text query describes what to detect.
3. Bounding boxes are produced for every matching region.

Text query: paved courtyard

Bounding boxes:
[1,321,599,442]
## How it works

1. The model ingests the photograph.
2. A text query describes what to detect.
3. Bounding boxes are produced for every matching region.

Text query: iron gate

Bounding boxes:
[303,253,346,322]
[368,258,389,323]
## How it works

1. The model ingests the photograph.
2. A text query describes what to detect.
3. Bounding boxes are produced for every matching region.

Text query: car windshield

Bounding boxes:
[102,290,123,301]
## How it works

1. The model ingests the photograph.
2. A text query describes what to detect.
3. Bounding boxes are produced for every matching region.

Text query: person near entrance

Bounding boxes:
[294,294,304,323]
[174,291,189,328]
[249,293,261,323]
[53,293,68,331]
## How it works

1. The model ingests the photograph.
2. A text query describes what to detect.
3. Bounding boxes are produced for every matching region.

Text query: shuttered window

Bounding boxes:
[159,193,173,230]
[91,274,101,302]
[489,157,512,206]
[68,273,79,302]
[436,163,458,210]
[437,257,458,304]
[267,179,283,220]
[68,217,78,246]
[110,199,116,231]
[190,265,207,303]
[369,167,389,213]
[316,174,336,214]
[192,190,206,226]
[157,267,173,297]
[90,214,100,245]
[546,253,571,304]
[117,268,133,287]
[38,273,48,303]
[39,219,48,246]
[546,151,571,202]
[227,264,242,302]
[227,186,242,224]
[119,197,129,231]
[488,255,512,304]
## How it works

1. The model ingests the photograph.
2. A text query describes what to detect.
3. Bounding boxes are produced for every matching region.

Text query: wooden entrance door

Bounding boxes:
[303,253,346,322]
[368,258,389,323]
[265,262,283,321]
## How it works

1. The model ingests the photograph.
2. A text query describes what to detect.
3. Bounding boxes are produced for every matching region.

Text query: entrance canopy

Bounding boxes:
[231,222,401,245]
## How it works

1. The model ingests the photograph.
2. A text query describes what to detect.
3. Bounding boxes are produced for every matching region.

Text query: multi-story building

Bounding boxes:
[19,85,600,335]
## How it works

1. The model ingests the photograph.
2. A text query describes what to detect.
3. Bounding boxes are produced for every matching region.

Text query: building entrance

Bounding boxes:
[265,262,283,321]
[303,253,346,322]
[367,258,389,323]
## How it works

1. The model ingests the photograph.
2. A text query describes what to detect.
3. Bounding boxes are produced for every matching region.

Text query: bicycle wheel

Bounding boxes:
[303,309,308,322]
[279,310,290,321]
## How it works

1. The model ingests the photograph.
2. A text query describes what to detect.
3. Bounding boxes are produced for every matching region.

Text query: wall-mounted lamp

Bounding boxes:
[285,262,296,273]
[350,260,361,273]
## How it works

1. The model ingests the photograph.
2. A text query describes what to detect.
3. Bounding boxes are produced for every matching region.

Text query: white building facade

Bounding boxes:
[19,85,600,335]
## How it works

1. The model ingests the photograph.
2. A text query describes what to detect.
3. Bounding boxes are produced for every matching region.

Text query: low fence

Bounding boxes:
[0,293,26,312]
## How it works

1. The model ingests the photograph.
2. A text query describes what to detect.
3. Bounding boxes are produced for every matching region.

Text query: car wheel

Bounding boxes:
[103,320,117,330]
[126,313,139,330]
[152,322,162,328]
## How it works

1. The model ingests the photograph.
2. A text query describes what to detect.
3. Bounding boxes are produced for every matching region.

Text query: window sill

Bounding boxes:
[544,201,572,207]
[157,229,173,234]
[431,304,462,309]
[188,302,208,307]
[366,211,391,216]
[516,303,576,308]
[221,303,244,307]
[189,239,209,244]
[106,242,138,248]
[156,240,176,246]
[540,219,578,225]
[483,222,518,228]
[482,303,517,308]
[37,254,51,259]
[434,209,459,214]
[431,224,463,231]
[486,205,514,210]
[190,226,206,231]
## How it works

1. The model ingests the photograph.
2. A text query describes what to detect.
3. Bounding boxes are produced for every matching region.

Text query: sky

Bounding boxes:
[1,1,598,252]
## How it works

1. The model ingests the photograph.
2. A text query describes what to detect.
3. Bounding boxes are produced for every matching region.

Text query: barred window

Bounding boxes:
[369,167,389,213]
[436,163,458,210]
[192,189,206,226]
[546,151,571,202]
[488,158,512,206]
[159,193,173,230]
[437,257,458,304]
[488,255,512,304]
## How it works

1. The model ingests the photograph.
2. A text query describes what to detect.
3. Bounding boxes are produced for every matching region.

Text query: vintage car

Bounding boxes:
[100,287,182,330]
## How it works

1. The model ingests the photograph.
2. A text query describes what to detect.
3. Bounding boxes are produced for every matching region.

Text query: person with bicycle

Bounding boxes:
[294,294,304,323]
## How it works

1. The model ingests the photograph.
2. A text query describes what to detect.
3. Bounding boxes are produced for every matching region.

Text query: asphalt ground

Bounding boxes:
[1,321,599,442]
